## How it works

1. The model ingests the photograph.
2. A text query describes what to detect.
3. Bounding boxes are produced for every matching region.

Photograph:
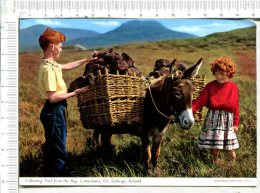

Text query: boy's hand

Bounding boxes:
[74,86,89,95]
[86,57,97,63]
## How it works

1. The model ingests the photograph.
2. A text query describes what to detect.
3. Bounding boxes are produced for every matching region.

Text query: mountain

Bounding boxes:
[19,25,100,51]
[66,20,197,48]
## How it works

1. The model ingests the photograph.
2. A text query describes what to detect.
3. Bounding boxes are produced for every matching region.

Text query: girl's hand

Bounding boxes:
[233,126,238,132]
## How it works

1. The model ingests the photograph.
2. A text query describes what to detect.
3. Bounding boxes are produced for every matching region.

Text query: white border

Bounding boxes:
[19,177,258,186]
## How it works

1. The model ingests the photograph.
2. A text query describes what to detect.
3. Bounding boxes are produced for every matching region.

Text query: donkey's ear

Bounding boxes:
[169,59,177,74]
[183,58,203,79]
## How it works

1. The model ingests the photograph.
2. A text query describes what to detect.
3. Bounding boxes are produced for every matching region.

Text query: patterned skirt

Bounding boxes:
[198,109,239,150]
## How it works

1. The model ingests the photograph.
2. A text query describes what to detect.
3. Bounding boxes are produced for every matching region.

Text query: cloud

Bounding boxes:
[35,19,63,26]
[91,21,120,27]
[170,22,231,36]
[172,26,202,33]
[172,22,228,32]
[203,22,227,28]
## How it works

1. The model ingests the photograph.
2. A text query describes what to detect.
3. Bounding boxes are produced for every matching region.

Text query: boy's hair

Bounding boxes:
[210,57,236,78]
[39,28,66,51]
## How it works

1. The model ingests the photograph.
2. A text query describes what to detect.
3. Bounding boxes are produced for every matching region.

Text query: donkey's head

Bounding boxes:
[163,58,203,129]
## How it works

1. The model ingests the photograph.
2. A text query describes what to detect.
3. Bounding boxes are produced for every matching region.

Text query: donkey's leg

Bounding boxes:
[151,133,164,169]
[92,129,100,149]
[101,131,114,149]
[141,135,151,170]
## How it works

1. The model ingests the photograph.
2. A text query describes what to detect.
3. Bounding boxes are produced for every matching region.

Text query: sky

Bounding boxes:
[19,18,255,37]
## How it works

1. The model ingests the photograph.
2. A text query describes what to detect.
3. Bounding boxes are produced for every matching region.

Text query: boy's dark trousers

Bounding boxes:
[40,99,68,177]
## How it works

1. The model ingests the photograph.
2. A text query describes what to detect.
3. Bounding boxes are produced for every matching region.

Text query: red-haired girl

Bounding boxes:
[192,57,239,164]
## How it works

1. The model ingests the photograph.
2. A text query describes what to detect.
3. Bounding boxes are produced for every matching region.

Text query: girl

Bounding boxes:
[192,57,239,164]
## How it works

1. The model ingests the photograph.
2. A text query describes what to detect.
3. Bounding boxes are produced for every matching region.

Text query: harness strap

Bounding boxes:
[146,80,175,122]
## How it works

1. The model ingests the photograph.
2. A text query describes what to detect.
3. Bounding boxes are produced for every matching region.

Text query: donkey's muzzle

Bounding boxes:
[178,109,195,129]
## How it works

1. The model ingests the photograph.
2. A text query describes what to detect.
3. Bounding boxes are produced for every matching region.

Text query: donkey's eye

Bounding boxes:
[173,91,182,99]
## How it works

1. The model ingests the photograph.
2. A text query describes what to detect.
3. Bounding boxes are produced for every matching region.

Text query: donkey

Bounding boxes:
[141,58,202,171]
[91,58,202,171]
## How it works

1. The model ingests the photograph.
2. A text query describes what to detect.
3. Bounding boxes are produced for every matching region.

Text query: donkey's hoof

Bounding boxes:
[144,168,154,176]
[153,166,164,176]
[141,166,153,176]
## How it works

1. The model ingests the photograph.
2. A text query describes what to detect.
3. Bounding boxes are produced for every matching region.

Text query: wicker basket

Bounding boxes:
[77,72,206,129]
[190,75,206,122]
[77,70,146,129]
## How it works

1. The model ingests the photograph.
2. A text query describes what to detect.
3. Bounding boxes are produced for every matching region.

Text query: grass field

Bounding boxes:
[19,26,256,177]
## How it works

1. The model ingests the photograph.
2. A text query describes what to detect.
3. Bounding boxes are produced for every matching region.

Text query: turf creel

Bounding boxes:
[77,71,206,129]
[77,69,146,129]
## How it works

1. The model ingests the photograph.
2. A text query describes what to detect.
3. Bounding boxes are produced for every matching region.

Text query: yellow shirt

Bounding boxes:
[38,59,67,99]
